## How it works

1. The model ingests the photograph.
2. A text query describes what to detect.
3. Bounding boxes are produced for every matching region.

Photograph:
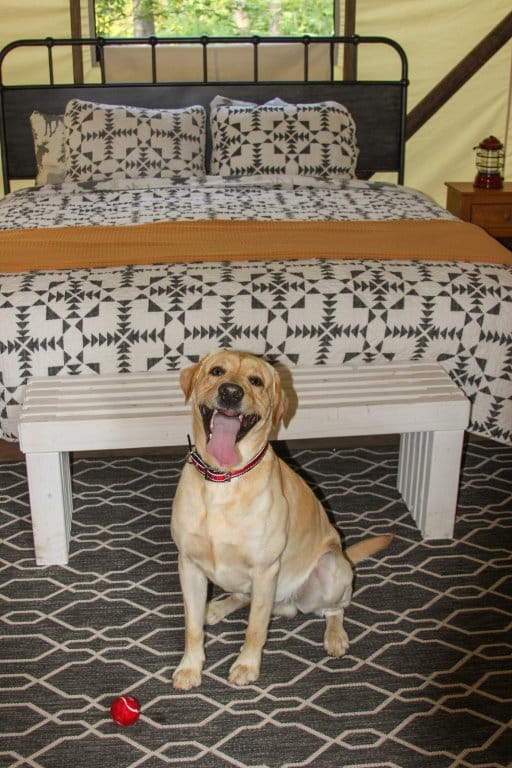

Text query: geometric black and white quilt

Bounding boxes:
[0,179,510,444]
[0,177,456,230]
[1,257,511,443]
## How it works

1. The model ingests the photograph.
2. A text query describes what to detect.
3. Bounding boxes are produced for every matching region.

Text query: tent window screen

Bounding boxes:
[92,1,335,37]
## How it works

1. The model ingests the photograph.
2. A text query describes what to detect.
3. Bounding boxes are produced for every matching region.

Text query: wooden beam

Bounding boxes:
[69,0,84,84]
[406,11,512,139]
[343,0,357,80]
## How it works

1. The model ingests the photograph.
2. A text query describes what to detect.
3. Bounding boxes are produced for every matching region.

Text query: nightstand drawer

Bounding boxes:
[472,204,512,231]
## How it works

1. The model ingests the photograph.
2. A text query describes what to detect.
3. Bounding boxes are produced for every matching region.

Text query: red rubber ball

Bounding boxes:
[110,695,141,726]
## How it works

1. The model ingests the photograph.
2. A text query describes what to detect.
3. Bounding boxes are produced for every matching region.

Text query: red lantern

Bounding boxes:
[473,135,504,189]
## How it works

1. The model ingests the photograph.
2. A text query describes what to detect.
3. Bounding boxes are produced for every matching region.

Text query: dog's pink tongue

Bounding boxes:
[207,413,240,467]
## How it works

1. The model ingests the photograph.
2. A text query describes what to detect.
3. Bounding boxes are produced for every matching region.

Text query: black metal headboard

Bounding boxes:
[0,35,408,193]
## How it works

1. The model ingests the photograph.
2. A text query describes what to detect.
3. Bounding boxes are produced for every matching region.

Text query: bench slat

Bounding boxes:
[19,390,466,416]
[19,362,470,452]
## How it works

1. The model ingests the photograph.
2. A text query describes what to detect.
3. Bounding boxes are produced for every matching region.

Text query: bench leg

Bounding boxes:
[25,452,73,566]
[397,430,465,539]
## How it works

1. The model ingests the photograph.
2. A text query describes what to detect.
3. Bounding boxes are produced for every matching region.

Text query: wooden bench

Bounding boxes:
[18,361,470,565]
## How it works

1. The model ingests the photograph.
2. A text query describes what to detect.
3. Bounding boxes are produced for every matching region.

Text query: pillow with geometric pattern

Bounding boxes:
[210,99,359,179]
[64,99,206,182]
[30,111,66,185]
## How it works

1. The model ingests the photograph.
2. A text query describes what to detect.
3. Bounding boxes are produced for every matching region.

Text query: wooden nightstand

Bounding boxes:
[445,181,512,239]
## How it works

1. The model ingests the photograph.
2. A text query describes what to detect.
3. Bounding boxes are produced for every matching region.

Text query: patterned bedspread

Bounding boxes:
[0,179,510,444]
[0,176,454,228]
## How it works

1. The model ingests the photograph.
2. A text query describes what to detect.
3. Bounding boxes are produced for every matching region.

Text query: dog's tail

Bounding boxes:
[345,534,394,565]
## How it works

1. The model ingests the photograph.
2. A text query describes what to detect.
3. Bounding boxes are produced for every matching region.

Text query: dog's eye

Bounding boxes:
[209,366,225,377]
[249,375,264,387]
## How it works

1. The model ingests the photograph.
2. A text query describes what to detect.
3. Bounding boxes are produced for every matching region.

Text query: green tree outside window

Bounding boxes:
[94,0,334,37]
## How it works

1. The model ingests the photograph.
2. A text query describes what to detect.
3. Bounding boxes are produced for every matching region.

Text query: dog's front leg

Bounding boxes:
[172,553,208,691]
[229,562,279,686]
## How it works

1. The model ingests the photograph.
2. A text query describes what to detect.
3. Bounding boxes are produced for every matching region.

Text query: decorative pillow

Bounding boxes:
[30,111,66,185]
[210,99,358,178]
[64,99,206,182]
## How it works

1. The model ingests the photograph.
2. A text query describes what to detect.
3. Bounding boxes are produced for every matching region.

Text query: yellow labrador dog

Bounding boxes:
[171,349,392,690]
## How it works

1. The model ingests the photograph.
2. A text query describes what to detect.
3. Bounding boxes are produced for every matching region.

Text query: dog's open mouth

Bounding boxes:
[200,405,260,466]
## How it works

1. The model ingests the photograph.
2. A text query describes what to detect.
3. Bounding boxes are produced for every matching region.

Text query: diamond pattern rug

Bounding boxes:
[1,439,511,767]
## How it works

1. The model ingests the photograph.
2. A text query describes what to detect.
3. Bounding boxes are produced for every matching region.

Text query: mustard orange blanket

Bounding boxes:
[0,219,510,272]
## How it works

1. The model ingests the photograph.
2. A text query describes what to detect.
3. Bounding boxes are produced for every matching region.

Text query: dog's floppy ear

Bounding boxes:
[271,368,288,427]
[179,363,201,402]
[180,352,214,402]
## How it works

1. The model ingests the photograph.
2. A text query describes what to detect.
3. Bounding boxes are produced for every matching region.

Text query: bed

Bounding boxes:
[0,35,511,445]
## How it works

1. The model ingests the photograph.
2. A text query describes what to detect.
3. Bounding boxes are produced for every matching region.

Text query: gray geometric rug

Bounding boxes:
[1,439,511,768]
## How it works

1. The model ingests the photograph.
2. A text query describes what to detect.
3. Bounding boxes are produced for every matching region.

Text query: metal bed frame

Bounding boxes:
[0,35,408,193]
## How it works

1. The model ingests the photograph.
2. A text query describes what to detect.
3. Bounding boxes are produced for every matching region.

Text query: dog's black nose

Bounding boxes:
[218,382,244,407]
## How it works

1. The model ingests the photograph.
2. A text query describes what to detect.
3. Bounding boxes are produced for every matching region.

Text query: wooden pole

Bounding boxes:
[343,0,357,80]
[69,0,84,84]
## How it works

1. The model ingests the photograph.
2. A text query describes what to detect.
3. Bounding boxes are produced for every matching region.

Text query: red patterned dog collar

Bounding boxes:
[187,442,269,482]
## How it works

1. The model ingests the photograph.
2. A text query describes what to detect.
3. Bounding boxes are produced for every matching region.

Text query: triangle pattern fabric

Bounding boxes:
[64,99,206,182]
[210,100,359,178]
[0,258,510,445]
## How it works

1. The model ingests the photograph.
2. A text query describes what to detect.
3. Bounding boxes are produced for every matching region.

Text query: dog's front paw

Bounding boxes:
[324,626,349,657]
[229,659,260,686]
[172,665,202,691]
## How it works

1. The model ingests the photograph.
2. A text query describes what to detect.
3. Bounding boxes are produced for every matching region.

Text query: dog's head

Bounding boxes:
[180,349,287,468]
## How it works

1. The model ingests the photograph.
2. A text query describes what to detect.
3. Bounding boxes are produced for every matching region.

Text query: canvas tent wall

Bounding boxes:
[0,0,510,206]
